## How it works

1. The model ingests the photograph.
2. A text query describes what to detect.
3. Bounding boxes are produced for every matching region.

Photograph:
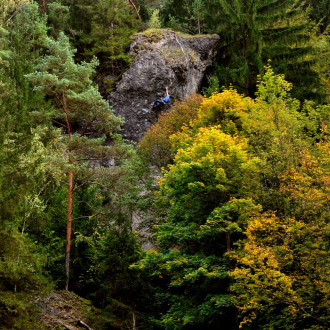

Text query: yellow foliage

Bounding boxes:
[280,137,330,218]
[231,211,330,328]
[196,88,254,134]
[167,126,259,187]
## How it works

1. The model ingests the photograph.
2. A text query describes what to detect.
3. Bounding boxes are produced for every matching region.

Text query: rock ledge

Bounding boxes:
[107,29,220,141]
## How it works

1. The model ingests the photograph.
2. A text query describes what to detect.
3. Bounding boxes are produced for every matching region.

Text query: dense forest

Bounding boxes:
[0,0,330,329]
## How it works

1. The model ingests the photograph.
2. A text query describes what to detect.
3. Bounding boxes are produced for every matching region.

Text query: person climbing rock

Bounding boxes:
[153,87,170,108]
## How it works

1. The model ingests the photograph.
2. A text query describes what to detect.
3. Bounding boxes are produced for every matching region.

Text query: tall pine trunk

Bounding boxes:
[65,168,73,291]
[26,35,125,292]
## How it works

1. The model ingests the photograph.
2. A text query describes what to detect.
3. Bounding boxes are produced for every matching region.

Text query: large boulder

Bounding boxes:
[107,29,220,142]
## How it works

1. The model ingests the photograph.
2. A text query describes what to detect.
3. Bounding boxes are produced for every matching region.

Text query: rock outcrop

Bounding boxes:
[107,29,220,142]
[38,291,95,329]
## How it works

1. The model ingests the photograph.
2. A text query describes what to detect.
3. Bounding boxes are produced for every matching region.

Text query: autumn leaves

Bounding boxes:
[136,67,330,328]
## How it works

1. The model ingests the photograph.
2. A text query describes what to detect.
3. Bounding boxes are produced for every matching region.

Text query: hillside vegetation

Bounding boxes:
[0,1,330,329]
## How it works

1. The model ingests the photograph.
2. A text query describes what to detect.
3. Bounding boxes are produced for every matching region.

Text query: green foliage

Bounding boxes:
[39,0,142,92]
[202,74,219,97]
[159,0,324,101]
[161,0,217,34]
[306,0,330,33]
[0,292,47,330]
[68,156,156,328]
[79,0,140,77]
[240,67,329,213]
[212,0,324,101]
[47,2,70,38]
[0,2,54,328]
[197,67,328,213]
[135,67,330,328]
[2,8,154,325]
[134,122,260,328]
[231,210,330,329]
[26,31,130,173]
[148,9,162,29]
[26,31,135,290]
[1,0,330,328]
[0,0,51,289]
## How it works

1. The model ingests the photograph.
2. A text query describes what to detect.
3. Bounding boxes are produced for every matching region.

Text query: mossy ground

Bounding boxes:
[177,31,218,39]
[140,28,217,40]
[160,48,196,64]
[37,291,119,330]
[0,291,47,330]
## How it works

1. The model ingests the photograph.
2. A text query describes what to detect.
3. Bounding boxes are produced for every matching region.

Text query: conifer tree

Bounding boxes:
[216,0,320,100]
[79,0,140,77]
[0,2,53,327]
[0,0,50,280]
[27,32,133,290]
[306,0,330,33]
[161,0,218,34]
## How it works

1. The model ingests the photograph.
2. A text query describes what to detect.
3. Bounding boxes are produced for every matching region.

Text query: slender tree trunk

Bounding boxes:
[63,91,73,291]
[197,16,200,34]
[226,232,230,253]
[65,167,73,291]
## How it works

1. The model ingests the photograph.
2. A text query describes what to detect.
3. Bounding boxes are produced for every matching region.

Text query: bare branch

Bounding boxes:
[72,181,89,193]
[72,212,104,221]
[52,118,68,129]
[72,201,97,211]
[85,181,110,189]
[80,115,97,137]
[72,216,91,221]
[128,0,141,19]
[57,320,75,330]
[75,157,108,162]
[78,320,95,330]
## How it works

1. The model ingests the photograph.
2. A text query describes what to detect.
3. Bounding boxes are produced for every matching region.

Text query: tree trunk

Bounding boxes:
[65,168,73,291]
[197,16,200,34]
[63,91,73,291]
[42,0,46,13]
[226,232,230,253]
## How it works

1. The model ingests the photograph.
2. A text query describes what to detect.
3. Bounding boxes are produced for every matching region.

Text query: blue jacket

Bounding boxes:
[163,95,170,103]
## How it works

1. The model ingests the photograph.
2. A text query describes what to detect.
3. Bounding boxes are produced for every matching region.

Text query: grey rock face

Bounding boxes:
[107,29,219,142]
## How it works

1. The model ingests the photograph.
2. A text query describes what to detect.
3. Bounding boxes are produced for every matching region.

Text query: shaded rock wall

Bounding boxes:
[107,29,219,142]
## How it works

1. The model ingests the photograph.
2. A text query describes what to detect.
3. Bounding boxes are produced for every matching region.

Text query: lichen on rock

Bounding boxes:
[107,29,220,142]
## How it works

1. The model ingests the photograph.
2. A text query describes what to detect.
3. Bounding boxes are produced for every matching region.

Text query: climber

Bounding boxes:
[153,87,170,108]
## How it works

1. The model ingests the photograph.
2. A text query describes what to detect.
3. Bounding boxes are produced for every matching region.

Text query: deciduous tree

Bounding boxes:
[231,210,330,329]
[133,126,260,328]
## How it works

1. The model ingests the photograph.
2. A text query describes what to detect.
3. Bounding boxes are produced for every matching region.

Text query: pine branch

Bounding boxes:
[72,212,104,221]
[127,0,141,20]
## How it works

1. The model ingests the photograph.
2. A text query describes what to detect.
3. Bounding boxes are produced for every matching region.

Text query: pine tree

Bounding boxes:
[0,2,54,327]
[79,0,140,78]
[160,0,218,34]
[26,32,133,290]
[0,0,50,284]
[306,0,330,33]
[216,0,320,100]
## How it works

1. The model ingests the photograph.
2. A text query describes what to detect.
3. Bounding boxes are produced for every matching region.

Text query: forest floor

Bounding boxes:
[37,291,96,330]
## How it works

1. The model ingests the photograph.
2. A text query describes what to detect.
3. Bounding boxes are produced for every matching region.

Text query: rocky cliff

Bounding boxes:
[107,29,220,142]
